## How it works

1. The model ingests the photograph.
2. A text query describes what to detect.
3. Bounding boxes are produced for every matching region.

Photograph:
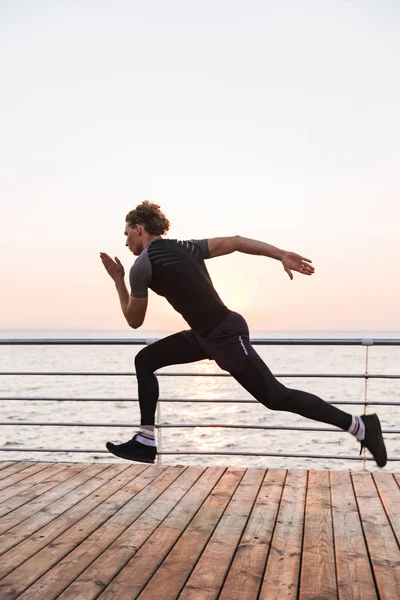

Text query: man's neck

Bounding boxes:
[142,235,162,250]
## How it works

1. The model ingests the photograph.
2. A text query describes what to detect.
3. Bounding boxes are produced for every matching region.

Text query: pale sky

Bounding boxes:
[1,0,399,332]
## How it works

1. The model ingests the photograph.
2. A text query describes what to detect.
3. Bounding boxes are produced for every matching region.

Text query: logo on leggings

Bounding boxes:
[239,336,249,355]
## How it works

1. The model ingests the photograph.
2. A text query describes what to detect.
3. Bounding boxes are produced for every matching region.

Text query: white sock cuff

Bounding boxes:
[137,430,156,447]
[348,415,365,441]
[140,427,155,436]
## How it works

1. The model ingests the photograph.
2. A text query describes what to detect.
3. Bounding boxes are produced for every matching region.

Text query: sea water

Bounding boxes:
[1,329,399,472]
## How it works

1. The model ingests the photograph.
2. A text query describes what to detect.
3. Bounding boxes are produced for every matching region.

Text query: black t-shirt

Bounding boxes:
[129,238,230,336]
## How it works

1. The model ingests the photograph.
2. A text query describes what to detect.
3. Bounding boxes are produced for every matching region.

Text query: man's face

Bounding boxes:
[125,224,142,255]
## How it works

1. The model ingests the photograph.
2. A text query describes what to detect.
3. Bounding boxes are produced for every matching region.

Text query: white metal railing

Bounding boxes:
[0,338,399,466]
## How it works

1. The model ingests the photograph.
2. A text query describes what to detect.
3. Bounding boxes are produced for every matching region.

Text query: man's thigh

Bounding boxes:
[138,330,211,370]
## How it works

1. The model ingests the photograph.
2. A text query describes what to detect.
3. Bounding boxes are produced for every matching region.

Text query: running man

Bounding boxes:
[100,201,387,467]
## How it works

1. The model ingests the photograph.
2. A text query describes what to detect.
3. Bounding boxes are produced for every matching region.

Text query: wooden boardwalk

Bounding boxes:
[0,461,398,599]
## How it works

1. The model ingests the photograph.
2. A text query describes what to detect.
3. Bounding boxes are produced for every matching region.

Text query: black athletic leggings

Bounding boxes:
[134,330,352,430]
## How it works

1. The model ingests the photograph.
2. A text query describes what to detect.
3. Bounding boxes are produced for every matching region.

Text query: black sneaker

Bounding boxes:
[359,414,387,467]
[106,434,157,464]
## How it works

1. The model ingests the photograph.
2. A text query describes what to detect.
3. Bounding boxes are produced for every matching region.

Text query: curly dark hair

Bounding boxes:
[125,201,170,236]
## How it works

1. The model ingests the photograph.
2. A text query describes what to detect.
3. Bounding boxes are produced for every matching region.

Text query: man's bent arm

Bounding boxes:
[207,235,285,260]
[114,280,148,328]
[115,279,130,320]
[100,252,148,326]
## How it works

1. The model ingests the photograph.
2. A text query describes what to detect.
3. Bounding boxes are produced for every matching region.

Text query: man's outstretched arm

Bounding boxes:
[206,236,315,280]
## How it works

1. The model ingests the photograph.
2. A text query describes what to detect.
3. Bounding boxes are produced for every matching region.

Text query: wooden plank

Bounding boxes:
[0,463,50,491]
[299,470,337,600]
[3,465,181,599]
[21,465,206,600]
[373,472,400,546]
[0,463,71,510]
[259,470,307,600]
[0,462,35,481]
[0,464,143,580]
[330,470,377,600]
[0,463,103,539]
[0,462,14,472]
[352,472,400,600]
[218,469,286,600]
[0,464,88,518]
[175,468,263,600]
[138,467,248,600]
[0,463,121,563]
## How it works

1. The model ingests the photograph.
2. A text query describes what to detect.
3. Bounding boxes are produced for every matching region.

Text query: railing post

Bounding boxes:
[361,339,373,471]
[156,401,162,464]
[144,338,162,465]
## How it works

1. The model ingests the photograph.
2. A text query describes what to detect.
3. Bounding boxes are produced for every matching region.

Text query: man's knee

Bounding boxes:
[263,389,287,411]
[135,346,156,374]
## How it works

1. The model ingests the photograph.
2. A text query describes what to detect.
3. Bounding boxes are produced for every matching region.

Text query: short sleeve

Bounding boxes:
[129,252,152,298]
[189,239,211,259]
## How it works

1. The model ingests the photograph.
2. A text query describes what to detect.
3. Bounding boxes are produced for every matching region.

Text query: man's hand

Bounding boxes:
[100,252,125,283]
[281,251,314,280]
